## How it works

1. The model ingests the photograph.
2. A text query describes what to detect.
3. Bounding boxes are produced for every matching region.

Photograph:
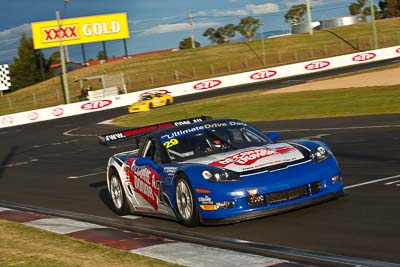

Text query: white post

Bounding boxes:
[56,10,70,104]
[189,11,196,48]
[260,22,266,65]
[306,0,313,35]
[370,0,378,49]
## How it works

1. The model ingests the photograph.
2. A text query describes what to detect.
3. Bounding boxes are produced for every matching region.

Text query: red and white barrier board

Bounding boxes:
[1,45,399,129]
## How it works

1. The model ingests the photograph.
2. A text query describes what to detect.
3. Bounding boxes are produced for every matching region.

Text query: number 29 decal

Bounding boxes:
[163,138,179,148]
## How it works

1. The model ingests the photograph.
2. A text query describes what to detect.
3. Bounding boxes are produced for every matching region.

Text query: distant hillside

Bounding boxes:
[1,17,399,116]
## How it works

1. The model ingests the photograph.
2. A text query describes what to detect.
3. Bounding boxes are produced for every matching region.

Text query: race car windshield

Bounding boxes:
[163,125,271,162]
[140,94,153,101]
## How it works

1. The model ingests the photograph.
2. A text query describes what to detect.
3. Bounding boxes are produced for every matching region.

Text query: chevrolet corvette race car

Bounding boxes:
[128,92,173,113]
[98,116,344,226]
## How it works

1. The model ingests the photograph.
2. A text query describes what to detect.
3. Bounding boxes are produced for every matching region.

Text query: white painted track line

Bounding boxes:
[344,174,400,189]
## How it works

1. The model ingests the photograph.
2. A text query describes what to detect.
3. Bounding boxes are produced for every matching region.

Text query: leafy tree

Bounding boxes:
[349,0,367,15]
[379,0,400,18]
[365,5,380,19]
[215,24,236,43]
[48,51,61,64]
[284,4,307,25]
[179,37,200,49]
[235,17,261,41]
[203,28,218,44]
[9,33,47,90]
[349,0,379,19]
[97,50,107,60]
[203,24,237,44]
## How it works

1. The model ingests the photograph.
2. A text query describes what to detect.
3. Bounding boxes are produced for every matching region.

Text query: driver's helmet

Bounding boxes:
[210,137,223,150]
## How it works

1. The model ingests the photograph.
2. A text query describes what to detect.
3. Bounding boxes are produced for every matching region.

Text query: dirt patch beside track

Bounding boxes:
[263,66,400,94]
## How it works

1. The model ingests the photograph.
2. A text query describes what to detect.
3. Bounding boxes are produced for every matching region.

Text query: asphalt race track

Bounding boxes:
[1,62,400,265]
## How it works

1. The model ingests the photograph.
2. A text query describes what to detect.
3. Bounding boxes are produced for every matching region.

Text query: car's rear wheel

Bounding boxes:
[166,99,170,105]
[149,103,153,109]
[175,174,200,227]
[109,169,130,215]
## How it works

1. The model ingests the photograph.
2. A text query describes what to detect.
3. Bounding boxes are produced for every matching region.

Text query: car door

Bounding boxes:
[152,94,161,107]
[128,138,163,212]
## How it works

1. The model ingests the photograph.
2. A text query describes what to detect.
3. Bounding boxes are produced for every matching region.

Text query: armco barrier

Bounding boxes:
[1,45,399,129]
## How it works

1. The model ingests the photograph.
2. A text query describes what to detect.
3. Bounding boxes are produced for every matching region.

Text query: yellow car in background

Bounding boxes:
[128,92,174,113]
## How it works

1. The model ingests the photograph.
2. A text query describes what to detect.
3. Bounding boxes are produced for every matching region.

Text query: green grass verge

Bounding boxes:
[0,220,180,267]
[114,85,400,127]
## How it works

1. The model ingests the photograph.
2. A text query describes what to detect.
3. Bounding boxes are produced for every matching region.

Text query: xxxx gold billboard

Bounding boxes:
[31,13,129,49]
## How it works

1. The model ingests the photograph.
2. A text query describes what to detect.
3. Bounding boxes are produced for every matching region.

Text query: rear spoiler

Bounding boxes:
[98,115,212,146]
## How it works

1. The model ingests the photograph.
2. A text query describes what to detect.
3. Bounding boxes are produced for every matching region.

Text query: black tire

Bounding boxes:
[108,169,130,216]
[175,174,200,227]
[166,99,170,105]
[149,102,153,109]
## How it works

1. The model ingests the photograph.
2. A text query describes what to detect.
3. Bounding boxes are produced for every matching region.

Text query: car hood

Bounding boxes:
[130,101,148,106]
[187,143,306,173]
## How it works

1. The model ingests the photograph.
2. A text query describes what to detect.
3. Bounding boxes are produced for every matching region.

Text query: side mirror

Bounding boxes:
[266,131,280,141]
[135,157,158,169]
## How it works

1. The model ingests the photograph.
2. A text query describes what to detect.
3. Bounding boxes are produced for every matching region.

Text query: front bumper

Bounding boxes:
[201,190,344,225]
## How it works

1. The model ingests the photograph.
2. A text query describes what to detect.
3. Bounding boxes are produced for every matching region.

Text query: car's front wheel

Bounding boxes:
[175,174,200,227]
[109,169,130,216]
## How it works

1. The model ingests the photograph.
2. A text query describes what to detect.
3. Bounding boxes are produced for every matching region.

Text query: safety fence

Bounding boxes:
[0,45,399,129]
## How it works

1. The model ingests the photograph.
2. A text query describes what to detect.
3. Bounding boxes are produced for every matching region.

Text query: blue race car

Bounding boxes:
[98,116,344,226]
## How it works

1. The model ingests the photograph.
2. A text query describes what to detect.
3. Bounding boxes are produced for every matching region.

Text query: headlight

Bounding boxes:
[201,169,240,182]
[310,146,330,162]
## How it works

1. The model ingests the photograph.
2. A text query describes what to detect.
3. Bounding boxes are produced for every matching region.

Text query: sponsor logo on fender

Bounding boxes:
[1,116,13,125]
[193,80,221,90]
[126,166,161,210]
[396,47,400,54]
[305,61,330,70]
[250,70,277,80]
[352,52,376,62]
[27,112,39,121]
[210,146,294,167]
[52,107,64,117]
[81,100,112,110]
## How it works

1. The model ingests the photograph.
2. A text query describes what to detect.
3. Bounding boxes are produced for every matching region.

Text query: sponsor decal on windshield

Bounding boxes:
[161,120,246,142]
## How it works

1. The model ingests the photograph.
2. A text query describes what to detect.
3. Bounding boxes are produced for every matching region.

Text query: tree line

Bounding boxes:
[7,33,108,91]
[180,0,399,49]
[179,16,262,49]
[284,0,399,25]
